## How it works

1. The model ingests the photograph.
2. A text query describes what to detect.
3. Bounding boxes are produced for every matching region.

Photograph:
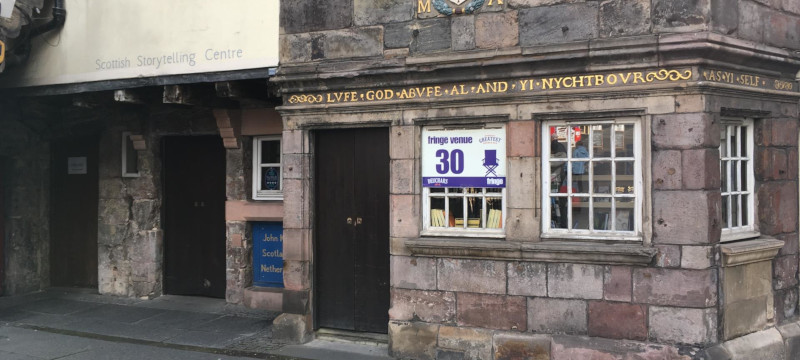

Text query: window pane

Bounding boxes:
[741,194,749,226]
[721,195,729,229]
[740,127,748,159]
[616,124,634,157]
[466,197,483,228]
[593,207,611,230]
[430,198,445,227]
[732,194,739,227]
[487,197,503,229]
[614,198,634,231]
[730,161,738,191]
[551,196,568,229]
[486,187,502,193]
[730,127,738,157]
[616,161,634,195]
[572,197,590,230]
[741,160,748,192]
[572,161,589,194]
[593,124,612,157]
[261,140,280,164]
[449,197,464,228]
[593,162,611,194]
[261,167,280,191]
[720,128,728,158]
[550,162,567,194]
[721,161,728,193]
[430,187,445,193]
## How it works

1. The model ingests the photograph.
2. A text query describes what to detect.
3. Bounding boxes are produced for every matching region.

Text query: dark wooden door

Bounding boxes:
[315,128,390,333]
[163,136,226,298]
[50,136,99,288]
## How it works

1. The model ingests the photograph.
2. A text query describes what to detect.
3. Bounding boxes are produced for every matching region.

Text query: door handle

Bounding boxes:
[347,217,353,225]
[356,217,363,225]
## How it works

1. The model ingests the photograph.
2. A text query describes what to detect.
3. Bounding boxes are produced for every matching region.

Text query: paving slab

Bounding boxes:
[16,298,99,315]
[165,329,248,348]
[0,326,95,359]
[69,303,165,324]
[194,315,271,334]
[134,309,224,330]
[274,339,392,360]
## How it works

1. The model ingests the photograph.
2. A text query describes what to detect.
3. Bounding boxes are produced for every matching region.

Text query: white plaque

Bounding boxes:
[0,0,16,19]
[67,157,87,175]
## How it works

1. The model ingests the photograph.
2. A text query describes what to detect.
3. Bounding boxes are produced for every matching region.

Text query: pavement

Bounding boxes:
[0,288,391,360]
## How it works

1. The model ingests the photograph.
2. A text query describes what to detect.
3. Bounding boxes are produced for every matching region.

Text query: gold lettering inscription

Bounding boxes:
[774,80,794,91]
[418,0,431,13]
[488,0,504,5]
[286,68,695,105]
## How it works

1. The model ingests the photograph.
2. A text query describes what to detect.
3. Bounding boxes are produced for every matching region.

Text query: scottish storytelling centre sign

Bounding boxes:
[422,126,506,188]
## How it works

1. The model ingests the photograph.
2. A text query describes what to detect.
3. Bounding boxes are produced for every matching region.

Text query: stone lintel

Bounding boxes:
[720,237,784,267]
[406,238,656,266]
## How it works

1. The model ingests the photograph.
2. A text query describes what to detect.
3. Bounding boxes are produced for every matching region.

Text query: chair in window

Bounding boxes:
[483,149,499,177]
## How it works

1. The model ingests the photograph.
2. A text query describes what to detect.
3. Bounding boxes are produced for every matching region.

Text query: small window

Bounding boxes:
[422,125,506,237]
[542,119,642,241]
[253,136,282,200]
[720,119,757,241]
[121,132,140,178]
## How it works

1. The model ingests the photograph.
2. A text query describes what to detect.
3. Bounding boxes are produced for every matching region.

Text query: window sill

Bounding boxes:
[405,238,657,266]
[719,236,784,267]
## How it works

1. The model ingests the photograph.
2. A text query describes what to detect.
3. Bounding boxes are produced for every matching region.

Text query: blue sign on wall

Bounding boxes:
[252,222,284,288]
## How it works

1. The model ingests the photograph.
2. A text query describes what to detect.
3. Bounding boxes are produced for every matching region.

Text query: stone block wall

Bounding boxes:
[0,102,50,295]
[97,107,218,298]
[279,0,800,67]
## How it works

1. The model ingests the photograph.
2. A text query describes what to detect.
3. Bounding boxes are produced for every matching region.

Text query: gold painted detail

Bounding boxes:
[701,68,797,93]
[287,68,696,105]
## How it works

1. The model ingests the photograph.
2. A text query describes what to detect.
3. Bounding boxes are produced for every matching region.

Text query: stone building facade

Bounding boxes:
[275,0,800,359]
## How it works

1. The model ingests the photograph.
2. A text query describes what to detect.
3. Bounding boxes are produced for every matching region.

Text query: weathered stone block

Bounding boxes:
[518,3,598,47]
[767,10,800,49]
[505,208,538,242]
[99,198,131,226]
[723,260,772,305]
[385,21,414,49]
[738,1,765,43]
[283,130,306,155]
[723,295,769,340]
[654,244,681,268]
[773,255,799,290]
[507,121,536,157]
[476,11,518,49]
[506,157,535,209]
[282,179,308,229]
[652,150,682,190]
[389,321,439,360]
[652,190,720,245]
[633,268,717,307]
[681,246,713,270]
[649,306,717,345]
[283,260,309,291]
[280,0,352,34]
[493,332,550,360]
[682,148,720,190]
[528,298,586,335]
[652,0,710,32]
[132,199,159,230]
[412,18,452,53]
[354,0,414,26]
[711,0,739,35]
[451,15,475,51]
[722,328,785,360]
[599,0,651,37]
[777,233,799,256]
[760,118,799,148]
[458,293,526,331]
[588,301,647,341]
[508,262,547,297]
[391,195,420,238]
[758,182,798,235]
[438,258,506,294]
[652,113,718,150]
[776,288,798,324]
[390,126,416,159]
[438,326,493,360]
[551,335,688,360]
[603,266,632,302]
[547,263,603,299]
[318,27,384,60]
[757,147,790,182]
[280,34,312,64]
[389,289,456,323]
[391,256,437,290]
[391,159,416,195]
[273,313,311,343]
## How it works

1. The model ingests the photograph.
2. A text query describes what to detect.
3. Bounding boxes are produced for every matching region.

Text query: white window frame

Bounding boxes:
[720,119,758,242]
[121,132,140,178]
[252,136,283,201]
[422,187,507,238]
[541,117,643,241]
[420,124,507,238]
